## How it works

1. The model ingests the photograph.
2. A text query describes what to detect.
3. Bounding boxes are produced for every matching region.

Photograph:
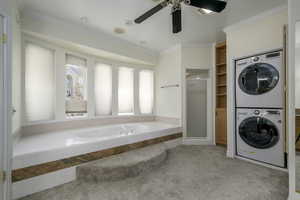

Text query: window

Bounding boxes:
[139,70,154,114]
[24,37,157,124]
[94,63,112,116]
[65,54,88,118]
[25,43,55,122]
[118,67,134,115]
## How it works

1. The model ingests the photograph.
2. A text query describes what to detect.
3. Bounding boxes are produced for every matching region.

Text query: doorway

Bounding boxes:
[184,69,212,144]
[0,13,11,200]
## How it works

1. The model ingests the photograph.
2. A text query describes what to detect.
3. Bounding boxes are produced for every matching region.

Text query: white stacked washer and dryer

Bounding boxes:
[235,50,286,168]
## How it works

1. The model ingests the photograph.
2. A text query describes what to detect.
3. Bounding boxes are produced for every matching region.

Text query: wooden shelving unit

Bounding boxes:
[215,41,227,146]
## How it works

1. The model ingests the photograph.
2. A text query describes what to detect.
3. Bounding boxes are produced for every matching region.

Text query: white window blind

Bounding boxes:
[118,67,134,115]
[25,43,55,122]
[94,63,112,116]
[139,70,154,114]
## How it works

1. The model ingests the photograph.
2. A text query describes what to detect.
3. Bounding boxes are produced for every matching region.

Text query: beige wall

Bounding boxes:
[296,0,300,21]
[296,47,300,108]
[295,2,300,108]
[155,44,214,127]
[226,9,287,59]
[155,45,182,121]
[181,45,213,69]
[224,8,288,157]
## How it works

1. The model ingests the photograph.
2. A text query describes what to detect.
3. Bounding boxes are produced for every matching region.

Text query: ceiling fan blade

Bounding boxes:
[172,8,182,34]
[134,1,169,24]
[186,0,227,13]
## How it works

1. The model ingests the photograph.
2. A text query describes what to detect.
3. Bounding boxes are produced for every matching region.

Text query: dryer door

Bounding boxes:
[239,117,279,149]
[238,63,279,95]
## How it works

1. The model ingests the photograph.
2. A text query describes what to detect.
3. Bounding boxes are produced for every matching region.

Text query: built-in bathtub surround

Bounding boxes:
[155,116,181,125]
[13,121,182,182]
[21,115,156,136]
[12,133,181,182]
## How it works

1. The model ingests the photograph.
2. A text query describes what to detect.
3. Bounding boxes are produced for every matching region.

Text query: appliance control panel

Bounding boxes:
[252,56,260,62]
[266,110,281,115]
[254,110,260,115]
[236,50,282,66]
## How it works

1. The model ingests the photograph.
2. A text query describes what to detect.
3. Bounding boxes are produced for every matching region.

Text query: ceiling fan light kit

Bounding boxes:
[198,8,214,15]
[134,0,227,34]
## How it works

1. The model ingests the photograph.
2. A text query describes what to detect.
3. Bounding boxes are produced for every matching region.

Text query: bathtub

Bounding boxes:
[13,121,182,169]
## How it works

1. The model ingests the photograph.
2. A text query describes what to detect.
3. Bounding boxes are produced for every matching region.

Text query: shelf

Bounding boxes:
[216,62,226,67]
[217,84,226,87]
[216,42,226,49]
[217,93,227,96]
[217,72,226,76]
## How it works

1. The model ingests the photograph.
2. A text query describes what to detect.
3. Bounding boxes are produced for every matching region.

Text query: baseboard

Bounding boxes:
[226,150,235,158]
[235,155,288,172]
[182,138,214,145]
[12,167,76,199]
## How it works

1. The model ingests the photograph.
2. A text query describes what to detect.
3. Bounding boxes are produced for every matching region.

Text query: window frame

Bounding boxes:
[22,34,156,126]
[93,58,156,117]
[64,53,89,119]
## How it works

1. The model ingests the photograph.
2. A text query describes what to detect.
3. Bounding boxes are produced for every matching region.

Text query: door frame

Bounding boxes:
[0,9,12,200]
[182,68,214,145]
[288,0,298,199]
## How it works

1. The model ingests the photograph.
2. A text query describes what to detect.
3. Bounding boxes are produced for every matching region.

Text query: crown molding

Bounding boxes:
[181,42,213,48]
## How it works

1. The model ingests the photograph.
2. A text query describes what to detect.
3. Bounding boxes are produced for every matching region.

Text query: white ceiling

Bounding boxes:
[17,0,287,52]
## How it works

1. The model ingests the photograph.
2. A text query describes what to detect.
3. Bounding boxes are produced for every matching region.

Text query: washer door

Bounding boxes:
[238,63,279,95]
[239,117,279,149]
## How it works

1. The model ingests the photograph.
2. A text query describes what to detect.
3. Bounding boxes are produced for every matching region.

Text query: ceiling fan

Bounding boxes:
[134,0,227,34]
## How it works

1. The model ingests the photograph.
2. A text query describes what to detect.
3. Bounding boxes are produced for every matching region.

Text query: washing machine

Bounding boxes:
[235,50,284,108]
[236,108,285,168]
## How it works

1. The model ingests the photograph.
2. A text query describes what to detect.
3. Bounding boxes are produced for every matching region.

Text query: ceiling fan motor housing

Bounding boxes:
[135,0,227,33]
[172,2,182,34]
[184,0,191,5]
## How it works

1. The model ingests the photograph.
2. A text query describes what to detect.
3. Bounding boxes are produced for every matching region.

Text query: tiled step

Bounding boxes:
[77,143,168,182]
